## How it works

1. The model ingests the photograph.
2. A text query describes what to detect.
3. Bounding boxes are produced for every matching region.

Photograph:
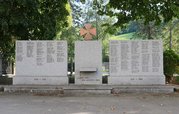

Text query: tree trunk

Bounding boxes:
[147,24,152,39]
[169,27,172,49]
[70,57,73,76]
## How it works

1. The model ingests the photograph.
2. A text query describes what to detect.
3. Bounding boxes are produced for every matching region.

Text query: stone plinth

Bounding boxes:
[75,41,102,85]
[13,41,68,85]
[109,40,165,85]
[4,85,174,94]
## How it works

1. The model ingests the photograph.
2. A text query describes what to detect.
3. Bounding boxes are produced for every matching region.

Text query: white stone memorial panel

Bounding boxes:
[13,40,68,85]
[109,40,165,85]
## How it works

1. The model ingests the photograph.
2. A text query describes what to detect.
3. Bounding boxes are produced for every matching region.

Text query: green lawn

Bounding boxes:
[110,32,134,40]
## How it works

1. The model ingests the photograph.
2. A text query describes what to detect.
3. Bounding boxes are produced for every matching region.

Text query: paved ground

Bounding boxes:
[0,92,179,114]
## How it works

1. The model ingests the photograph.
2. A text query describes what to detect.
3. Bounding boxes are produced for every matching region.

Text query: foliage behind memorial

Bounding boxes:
[163,49,179,82]
[64,0,119,65]
[100,0,179,26]
[0,76,12,85]
[99,0,179,55]
[60,27,82,75]
[113,19,178,58]
[0,0,69,61]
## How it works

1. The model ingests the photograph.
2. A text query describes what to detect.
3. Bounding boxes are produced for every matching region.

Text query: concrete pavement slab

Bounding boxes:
[0,93,179,114]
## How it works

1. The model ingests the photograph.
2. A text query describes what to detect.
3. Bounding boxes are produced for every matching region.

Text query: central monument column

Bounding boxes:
[75,24,102,85]
[75,41,102,85]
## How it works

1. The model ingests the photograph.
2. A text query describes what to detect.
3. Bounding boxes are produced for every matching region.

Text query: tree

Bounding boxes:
[60,27,82,75]
[132,20,163,40]
[69,0,95,27]
[164,49,179,82]
[100,0,179,26]
[171,3,179,18]
[69,0,119,63]
[0,0,69,60]
[162,19,179,54]
[130,19,179,54]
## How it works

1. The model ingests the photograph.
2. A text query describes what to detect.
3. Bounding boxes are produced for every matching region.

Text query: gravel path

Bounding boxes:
[0,92,179,114]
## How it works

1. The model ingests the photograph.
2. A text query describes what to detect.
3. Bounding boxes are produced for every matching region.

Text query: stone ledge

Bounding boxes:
[111,86,174,94]
[64,89,111,95]
[3,85,174,95]
[4,86,64,96]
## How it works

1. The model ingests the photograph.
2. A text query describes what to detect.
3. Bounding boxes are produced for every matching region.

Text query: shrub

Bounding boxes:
[176,66,179,74]
[102,76,108,84]
[69,76,74,84]
[0,76,12,85]
[176,76,179,84]
[163,49,179,82]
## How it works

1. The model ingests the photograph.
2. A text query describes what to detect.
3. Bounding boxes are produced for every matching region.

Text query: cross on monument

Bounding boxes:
[80,24,96,40]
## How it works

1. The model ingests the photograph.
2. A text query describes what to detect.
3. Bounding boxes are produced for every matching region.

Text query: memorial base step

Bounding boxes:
[4,85,64,95]
[3,85,174,95]
[111,85,174,94]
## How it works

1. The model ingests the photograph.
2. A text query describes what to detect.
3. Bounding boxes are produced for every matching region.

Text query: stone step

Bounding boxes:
[64,89,111,95]
[111,86,174,94]
[3,85,174,95]
[63,85,174,95]
[4,85,64,95]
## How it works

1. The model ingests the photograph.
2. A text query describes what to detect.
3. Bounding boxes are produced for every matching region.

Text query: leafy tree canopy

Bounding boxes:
[99,0,179,26]
[0,0,69,60]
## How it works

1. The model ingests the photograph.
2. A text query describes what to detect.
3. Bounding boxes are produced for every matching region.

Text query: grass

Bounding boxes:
[110,32,134,40]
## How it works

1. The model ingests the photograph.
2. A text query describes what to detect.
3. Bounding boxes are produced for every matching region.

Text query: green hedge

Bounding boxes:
[164,49,179,82]
[176,76,179,84]
[0,76,12,85]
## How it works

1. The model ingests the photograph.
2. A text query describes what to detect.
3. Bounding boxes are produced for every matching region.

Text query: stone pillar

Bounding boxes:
[75,41,102,85]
